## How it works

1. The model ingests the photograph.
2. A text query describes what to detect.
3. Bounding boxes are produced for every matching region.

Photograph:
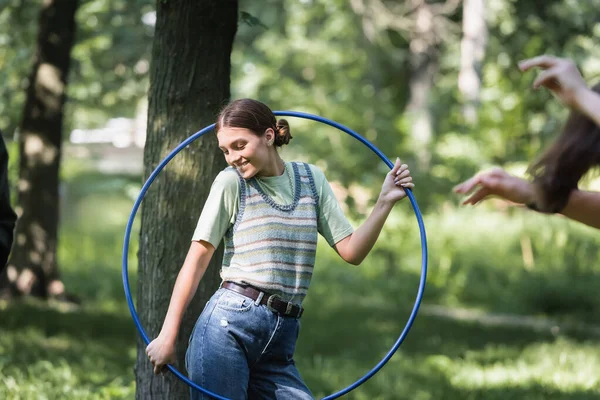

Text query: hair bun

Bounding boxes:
[274,119,292,146]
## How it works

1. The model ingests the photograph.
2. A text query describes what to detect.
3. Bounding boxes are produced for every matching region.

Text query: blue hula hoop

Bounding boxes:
[122,110,428,399]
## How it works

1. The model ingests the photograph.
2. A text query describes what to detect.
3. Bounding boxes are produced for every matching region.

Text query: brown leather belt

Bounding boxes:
[220,281,304,319]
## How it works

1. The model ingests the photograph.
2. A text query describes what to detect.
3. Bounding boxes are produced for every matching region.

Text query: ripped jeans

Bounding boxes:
[185,288,314,400]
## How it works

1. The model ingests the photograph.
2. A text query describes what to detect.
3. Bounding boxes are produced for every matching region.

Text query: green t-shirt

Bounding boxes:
[192,161,354,248]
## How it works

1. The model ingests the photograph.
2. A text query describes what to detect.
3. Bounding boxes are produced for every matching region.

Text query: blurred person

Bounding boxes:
[145,99,415,399]
[454,55,600,230]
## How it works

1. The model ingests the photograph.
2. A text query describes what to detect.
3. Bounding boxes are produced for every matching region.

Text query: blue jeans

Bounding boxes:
[186,288,314,400]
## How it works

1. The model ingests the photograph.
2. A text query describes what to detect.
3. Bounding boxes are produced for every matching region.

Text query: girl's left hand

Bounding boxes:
[379,158,414,204]
[453,168,535,206]
[518,55,588,111]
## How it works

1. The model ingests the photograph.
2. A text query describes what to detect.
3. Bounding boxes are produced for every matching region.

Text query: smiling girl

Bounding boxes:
[145,99,414,399]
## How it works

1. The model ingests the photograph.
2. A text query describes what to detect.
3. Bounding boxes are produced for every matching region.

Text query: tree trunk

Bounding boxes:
[407,2,439,171]
[0,0,79,299]
[458,0,487,125]
[135,1,238,399]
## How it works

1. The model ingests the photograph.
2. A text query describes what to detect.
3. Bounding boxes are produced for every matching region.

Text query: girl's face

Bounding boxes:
[217,126,275,179]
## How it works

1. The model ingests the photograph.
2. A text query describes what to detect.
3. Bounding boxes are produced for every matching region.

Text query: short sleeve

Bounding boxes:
[191,169,240,248]
[309,165,354,246]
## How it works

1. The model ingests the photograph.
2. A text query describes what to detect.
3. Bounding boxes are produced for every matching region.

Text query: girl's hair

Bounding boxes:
[215,98,292,147]
[528,83,600,212]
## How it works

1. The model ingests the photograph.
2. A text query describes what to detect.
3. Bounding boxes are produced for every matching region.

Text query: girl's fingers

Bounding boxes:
[533,68,559,89]
[395,176,412,185]
[396,168,410,178]
[453,183,465,193]
[400,182,415,189]
[518,55,559,71]
[390,157,402,175]
[462,188,489,205]
[395,164,408,175]
[453,176,481,194]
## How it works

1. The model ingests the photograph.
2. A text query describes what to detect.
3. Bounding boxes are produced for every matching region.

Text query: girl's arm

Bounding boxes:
[334,200,395,265]
[560,190,600,229]
[572,88,600,128]
[454,168,600,229]
[334,158,414,265]
[145,240,215,374]
[156,240,215,341]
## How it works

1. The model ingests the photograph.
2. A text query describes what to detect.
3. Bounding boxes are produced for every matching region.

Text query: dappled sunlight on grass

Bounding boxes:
[0,302,136,399]
[298,304,600,399]
[449,340,600,392]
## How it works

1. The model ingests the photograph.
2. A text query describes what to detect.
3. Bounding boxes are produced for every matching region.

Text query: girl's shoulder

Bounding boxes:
[213,167,241,193]
[306,163,327,183]
[289,161,325,178]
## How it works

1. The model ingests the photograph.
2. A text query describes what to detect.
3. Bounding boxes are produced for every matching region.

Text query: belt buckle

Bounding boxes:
[266,294,303,318]
[284,302,301,318]
[266,293,281,313]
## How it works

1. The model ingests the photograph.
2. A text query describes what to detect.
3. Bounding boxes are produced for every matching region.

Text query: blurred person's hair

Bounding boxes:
[528,83,600,212]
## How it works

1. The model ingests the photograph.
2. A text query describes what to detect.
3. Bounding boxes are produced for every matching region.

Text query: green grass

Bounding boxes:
[1,169,600,399]
[0,301,136,399]
[299,254,600,399]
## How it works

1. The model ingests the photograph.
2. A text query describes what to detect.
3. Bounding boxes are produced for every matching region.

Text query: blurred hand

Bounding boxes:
[453,168,535,206]
[518,55,589,110]
[379,158,414,204]
[146,334,176,375]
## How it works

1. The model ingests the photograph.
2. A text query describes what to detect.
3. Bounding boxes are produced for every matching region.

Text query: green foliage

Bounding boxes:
[240,11,268,30]
[59,159,141,310]
[0,0,41,135]
[0,0,153,137]
[234,0,411,194]
[233,0,600,213]
[69,0,153,129]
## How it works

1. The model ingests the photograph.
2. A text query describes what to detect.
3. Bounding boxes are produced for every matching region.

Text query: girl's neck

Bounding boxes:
[257,155,285,177]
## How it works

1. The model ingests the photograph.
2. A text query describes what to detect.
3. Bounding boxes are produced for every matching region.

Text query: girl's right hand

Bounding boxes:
[518,55,589,111]
[146,335,176,375]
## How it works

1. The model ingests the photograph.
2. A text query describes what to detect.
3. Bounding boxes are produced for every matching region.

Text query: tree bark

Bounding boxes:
[458,0,487,125]
[0,0,79,299]
[407,1,439,170]
[135,1,238,399]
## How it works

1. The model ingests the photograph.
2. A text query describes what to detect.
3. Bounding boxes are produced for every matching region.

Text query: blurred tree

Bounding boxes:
[405,0,460,170]
[352,0,461,169]
[135,1,237,398]
[0,0,79,299]
[458,0,486,125]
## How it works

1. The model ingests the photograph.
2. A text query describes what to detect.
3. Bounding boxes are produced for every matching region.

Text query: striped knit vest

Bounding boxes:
[221,162,319,305]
